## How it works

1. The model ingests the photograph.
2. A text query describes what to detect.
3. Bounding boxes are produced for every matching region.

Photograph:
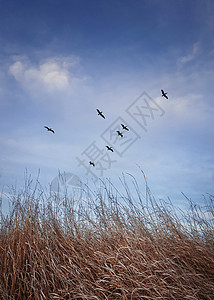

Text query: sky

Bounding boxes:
[0,0,214,215]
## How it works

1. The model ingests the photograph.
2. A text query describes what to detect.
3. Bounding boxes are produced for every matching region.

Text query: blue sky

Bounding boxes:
[0,0,214,214]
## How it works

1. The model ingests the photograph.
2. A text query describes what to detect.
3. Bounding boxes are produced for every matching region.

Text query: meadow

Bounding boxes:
[0,173,213,299]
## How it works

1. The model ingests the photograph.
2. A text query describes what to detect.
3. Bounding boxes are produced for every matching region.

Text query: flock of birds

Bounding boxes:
[44,89,169,167]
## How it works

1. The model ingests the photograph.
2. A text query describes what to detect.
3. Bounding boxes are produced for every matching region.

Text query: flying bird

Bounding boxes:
[106,146,114,152]
[121,124,129,131]
[89,161,95,167]
[161,89,168,99]
[116,130,123,137]
[96,109,105,119]
[44,126,55,133]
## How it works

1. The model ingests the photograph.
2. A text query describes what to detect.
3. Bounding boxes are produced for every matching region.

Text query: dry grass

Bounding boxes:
[0,173,214,299]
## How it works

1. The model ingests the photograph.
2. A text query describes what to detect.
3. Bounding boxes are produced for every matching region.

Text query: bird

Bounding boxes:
[44,126,55,133]
[116,130,123,137]
[96,109,105,119]
[106,146,114,152]
[121,124,129,131]
[161,89,168,99]
[89,161,95,167]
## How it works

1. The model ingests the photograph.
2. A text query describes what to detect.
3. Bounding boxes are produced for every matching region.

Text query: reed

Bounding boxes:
[0,173,213,299]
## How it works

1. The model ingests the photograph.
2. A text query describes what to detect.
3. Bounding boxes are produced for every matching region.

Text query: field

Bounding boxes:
[0,174,214,299]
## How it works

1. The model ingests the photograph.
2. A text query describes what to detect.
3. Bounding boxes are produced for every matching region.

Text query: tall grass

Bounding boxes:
[0,173,214,299]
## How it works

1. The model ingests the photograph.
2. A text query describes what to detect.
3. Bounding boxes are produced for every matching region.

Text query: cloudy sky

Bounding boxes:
[0,0,214,214]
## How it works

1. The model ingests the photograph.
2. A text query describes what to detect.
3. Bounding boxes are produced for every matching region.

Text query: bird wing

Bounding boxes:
[122,124,129,130]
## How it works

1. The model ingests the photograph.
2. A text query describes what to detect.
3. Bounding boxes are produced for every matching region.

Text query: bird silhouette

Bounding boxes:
[44,126,55,133]
[121,124,129,131]
[96,109,105,119]
[116,130,123,137]
[106,146,113,152]
[89,161,95,167]
[161,89,168,99]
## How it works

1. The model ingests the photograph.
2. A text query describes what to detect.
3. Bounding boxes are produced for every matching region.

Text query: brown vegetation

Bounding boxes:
[0,174,214,299]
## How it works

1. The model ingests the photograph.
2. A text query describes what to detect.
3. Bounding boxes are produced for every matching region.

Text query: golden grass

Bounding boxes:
[0,174,213,299]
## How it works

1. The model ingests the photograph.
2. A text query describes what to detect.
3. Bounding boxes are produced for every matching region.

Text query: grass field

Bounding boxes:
[0,174,213,299]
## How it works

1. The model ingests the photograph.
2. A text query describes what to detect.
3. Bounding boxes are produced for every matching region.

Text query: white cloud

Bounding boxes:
[8,56,86,95]
[168,93,209,120]
[178,42,201,65]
